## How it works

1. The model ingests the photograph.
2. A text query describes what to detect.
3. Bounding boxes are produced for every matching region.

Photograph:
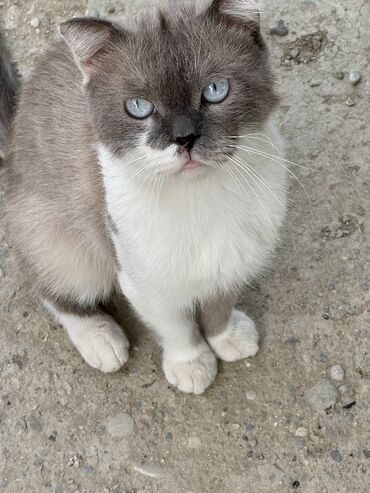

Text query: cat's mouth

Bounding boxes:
[182,159,202,171]
[179,148,203,172]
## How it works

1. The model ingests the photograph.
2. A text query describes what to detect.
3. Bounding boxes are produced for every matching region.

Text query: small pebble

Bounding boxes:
[83,465,95,474]
[134,464,169,479]
[53,483,64,493]
[245,424,256,432]
[30,17,40,28]
[330,449,342,462]
[319,353,329,363]
[107,6,116,14]
[165,432,173,440]
[291,48,300,59]
[306,379,339,412]
[246,390,257,401]
[35,447,49,458]
[329,365,345,381]
[26,415,43,433]
[270,20,289,36]
[349,71,362,86]
[16,418,28,432]
[107,413,135,438]
[295,427,308,438]
[345,96,356,107]
[310,80,321,87]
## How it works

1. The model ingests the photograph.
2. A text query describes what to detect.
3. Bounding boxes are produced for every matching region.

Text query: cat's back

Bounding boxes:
[5,41,114,299]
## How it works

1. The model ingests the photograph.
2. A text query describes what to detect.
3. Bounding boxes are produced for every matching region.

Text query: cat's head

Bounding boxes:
[60,0,278,178]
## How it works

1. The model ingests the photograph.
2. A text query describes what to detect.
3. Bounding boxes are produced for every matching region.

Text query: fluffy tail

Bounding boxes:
[0,33,18,160]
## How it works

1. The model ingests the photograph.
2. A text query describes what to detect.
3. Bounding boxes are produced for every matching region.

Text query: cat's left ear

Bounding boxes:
[59,17,123,82]
[206,1,262,44]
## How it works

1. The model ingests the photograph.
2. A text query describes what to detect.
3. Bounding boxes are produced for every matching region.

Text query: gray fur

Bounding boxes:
[0,33,18,159]
[5,1,277,314]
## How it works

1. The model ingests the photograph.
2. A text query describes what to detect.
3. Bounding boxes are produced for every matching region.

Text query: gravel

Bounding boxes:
[329,365,345,381]
[133,464,169,479]
[52,483,64,493]
[306,380,339,412]
[295,427,308,437]
[330,449,342,462]
[246,390,257,400]
[30,17,40,28]
[107,413,135,438]
[269,20,289,36]
[349,70,362,86]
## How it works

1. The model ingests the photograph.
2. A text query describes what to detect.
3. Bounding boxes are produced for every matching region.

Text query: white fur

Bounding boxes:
[207,309,259,362]
[45,301,129,373]
[99,120,287,392]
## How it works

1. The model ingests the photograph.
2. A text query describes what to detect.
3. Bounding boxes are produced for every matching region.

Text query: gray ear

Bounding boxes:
[59,17,122,80]
[207,0,261,27]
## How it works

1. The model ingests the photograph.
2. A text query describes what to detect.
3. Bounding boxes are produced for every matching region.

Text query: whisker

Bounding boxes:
[227,144,311,202]
[227,143,313,172]
[230,154,285,208]
[226,155,278,237]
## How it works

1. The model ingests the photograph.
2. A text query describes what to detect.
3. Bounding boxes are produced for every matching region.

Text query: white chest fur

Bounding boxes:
[99,123,287,308]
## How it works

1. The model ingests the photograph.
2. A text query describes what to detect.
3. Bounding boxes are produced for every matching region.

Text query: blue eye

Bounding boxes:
[202,79,229,103]
[125,98,155,119]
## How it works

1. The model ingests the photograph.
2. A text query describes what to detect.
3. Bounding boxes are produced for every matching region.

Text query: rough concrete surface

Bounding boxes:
[0,0,369,492]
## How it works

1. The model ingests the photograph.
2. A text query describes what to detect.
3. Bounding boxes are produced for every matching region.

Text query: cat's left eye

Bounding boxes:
[125,98,155,119]
[202,79,229,104]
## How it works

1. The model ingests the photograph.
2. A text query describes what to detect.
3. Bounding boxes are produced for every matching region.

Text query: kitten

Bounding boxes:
[3,0,287,394]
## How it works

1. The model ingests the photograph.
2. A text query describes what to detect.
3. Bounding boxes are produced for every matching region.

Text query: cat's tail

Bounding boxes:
[0,32,18,160]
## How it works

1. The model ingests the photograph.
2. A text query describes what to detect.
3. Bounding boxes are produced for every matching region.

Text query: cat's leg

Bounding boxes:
[119,277,217,394]
[44,300,129,373]
[201,294,259,362]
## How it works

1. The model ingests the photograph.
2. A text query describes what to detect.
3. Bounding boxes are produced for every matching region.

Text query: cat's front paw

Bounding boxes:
[163,345,217,395]
[74,318,130,373]
[207,309,259,362]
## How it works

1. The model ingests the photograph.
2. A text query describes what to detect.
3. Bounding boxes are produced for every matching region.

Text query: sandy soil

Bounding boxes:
[0,1,369,492]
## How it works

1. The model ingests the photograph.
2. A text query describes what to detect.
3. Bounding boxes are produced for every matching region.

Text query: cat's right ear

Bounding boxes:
[59,17,122,82]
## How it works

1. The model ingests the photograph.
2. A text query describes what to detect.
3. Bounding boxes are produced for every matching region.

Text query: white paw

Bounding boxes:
[72,318,129,373]
[163,345,217,395]
[207,309,259,362]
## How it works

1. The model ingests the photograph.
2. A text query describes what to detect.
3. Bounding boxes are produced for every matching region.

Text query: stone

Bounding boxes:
[319,353,329,363]
[246,390,257,401]
[291,48,300,59]
[30,17,40,28]
[270,20,289,36]
[295,427,308,437]
[53,483,64,493]
[329,365,345,381]
[330,449,342,462]
[133,464,169,479]
[349,71,361,86]
[26,415,43,433]
[107,413,135,438]
[345,96,356,107]
[35,447,49,458]
[306,379,339,412]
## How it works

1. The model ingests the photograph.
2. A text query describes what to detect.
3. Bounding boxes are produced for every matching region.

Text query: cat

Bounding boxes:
[2,0,288,394]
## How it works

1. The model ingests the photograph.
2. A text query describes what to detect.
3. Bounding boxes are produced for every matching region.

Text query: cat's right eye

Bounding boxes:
[125,98,155,119]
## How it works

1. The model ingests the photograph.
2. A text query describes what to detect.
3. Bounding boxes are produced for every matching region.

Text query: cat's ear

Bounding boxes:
[206,1,262,42]
[59,17,123,81]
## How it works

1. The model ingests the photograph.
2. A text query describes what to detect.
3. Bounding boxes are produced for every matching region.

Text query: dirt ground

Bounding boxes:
[0,1,369,492]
